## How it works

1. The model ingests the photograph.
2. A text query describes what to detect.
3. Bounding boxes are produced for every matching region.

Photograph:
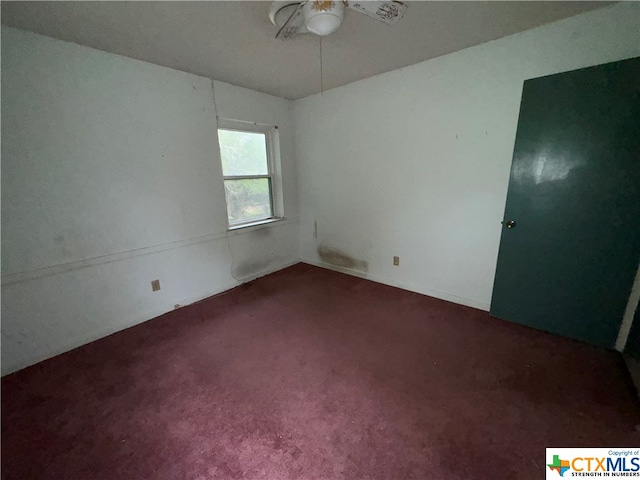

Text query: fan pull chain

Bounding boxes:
[320,36,324,96]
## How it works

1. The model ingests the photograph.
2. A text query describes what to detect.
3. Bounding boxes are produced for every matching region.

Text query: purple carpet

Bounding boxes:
[2,263,639,479]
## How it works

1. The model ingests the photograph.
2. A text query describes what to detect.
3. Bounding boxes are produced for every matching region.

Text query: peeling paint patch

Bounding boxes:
[317,245,368,272]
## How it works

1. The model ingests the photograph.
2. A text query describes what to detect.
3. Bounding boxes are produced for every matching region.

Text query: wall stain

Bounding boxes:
[233,256,276,279]
[253,227,272,238]
[317,245,368,272]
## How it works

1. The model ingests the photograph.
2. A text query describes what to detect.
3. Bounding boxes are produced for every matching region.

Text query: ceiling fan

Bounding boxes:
[268,0,407,39]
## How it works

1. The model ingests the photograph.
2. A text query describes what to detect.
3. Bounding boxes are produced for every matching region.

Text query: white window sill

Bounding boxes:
[227,217,286,234]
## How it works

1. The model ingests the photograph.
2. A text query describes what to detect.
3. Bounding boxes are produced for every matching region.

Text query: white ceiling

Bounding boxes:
[1,1,614,99]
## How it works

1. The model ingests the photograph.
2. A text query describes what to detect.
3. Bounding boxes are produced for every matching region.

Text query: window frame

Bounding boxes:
[217,118,283,230]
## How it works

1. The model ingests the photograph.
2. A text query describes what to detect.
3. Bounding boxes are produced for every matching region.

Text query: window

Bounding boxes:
[217,120,282,228]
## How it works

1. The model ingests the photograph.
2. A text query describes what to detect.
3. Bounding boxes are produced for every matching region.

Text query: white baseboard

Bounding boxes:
[301,258,490,312]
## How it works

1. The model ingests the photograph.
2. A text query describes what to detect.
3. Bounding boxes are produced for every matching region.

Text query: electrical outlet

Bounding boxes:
[151,279,161,292]
[393,256,400,266]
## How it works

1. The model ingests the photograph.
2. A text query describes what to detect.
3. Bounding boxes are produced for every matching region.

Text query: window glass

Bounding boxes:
[218,124,277,227]
[219,130,268,176]
[223,178,273,224]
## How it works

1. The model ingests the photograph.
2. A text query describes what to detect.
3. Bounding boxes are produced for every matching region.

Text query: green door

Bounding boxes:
[490,58,640,349]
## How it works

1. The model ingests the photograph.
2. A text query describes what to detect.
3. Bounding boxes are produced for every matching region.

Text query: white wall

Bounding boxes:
[294,2,640,310]
[1,27,299,375]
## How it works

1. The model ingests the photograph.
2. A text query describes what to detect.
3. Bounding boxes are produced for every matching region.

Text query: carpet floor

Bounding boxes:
[2,263,639,479]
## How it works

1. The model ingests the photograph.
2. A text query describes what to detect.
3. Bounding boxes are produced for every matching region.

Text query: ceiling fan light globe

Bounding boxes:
[303,1,345,36]
[306,14,342,36]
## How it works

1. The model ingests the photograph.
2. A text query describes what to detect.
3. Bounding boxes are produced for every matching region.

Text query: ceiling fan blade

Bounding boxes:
[347,1,407,25]
[276,2,305,40]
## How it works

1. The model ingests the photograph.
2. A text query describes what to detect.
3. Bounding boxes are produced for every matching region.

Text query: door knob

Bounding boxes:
[505,220,516,229]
